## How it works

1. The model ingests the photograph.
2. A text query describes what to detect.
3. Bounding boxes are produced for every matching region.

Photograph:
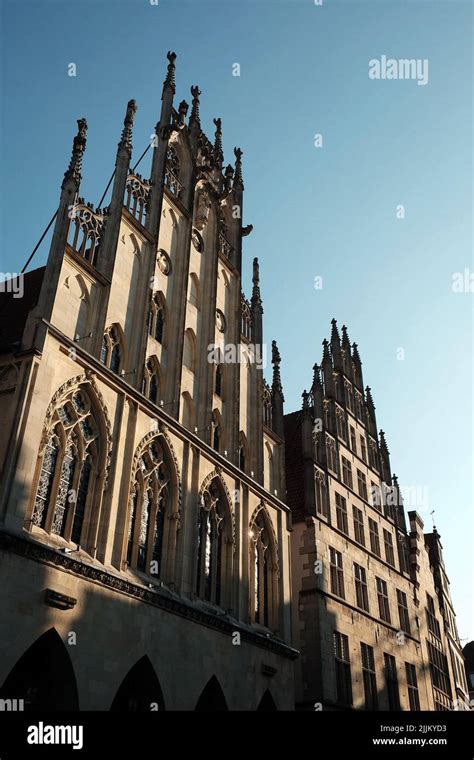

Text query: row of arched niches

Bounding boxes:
[0,628,278,711]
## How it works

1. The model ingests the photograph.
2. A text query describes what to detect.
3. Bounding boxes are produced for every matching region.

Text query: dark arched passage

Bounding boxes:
[256,689,277,711]
[195,675,228,711]
[110,656,165,711]
[0,627,79,711]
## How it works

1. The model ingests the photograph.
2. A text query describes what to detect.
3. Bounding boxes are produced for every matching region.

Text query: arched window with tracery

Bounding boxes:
[215,364,223,398]
[262,383,272,428]
[241,295,252,340]
[100,326,123,373]
[31,387,104,549]
[164,146,182,197]
[126,439,174,580]
[249,508,278,630]
[142,358,160,405]
[211,412,221,453]
[195,478,232,607]
[148,294,165,345]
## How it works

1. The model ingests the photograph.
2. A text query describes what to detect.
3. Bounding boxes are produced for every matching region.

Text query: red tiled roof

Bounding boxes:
[0,266,45,352]
[284,410,306,522]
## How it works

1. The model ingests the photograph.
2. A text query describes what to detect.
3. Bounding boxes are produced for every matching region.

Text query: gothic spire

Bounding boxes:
[330,318,343,369]
[272,340,284,398]
[302,389,310,411]
[379,429,389,455]
[178,99,189,126]
[213,117,224,168]
[163,50,177,92]
[190,85,201,126]
[252,257,262,306]
[351,341,363,389]
[322,338,331,366]
[224,163,234,192]
[63,118,87,188]
[341,324,351,352]
[365,386,375,416]
[312,363,323,391]
[118,99,137,155]
[233,147,244,190]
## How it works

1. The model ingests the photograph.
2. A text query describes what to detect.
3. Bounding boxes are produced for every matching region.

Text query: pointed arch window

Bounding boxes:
[126,440,172,580]
[250,509,278,630]
[262,383,272,428]
[215,364,223,397]
[101,326,123,374]
[143,358,160,405]
[31,388,102,549]
[211,413,221,453]
[149,294,165,345]
[196,480,231,607]
[165,146,182,197]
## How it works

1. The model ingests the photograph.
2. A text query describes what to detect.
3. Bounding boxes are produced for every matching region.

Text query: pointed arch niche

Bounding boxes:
[124,432,181,584]
[249,504,280,631]
[29,373,112,555]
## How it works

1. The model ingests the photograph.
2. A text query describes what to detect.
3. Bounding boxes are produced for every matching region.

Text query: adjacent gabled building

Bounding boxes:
[286,320,470,711]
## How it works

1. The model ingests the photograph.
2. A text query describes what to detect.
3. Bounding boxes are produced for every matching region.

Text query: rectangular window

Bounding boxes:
[361,643,378,710]
[329,547,345,599]
[360,436,367,463]
[383,529,395,567]
[335,493,348,534]
[376,577,391,623]
[405,663,420,711]
[352,506,365,546]
[315,470,328,517]
[357,469,368,501]
[341,456,353,489]
[370,481,382,511]
[398,533,410,574]
[369,439,379,470]
[427,641,452,698]
[345,382,355,413]
[334,631,353,706]
[384,653,400,710]
[350,426,357,454]
[426,594,441,639]
[369,518,381,556]
[336,408,347,442]
[326,435,338,474]
[354,563,369,612]
[397,589,411,633]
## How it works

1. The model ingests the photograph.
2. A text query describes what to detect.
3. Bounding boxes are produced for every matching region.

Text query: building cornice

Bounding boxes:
[0,530,299,661]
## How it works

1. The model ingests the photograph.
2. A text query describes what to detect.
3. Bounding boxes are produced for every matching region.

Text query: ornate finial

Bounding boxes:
[252,257,262,305]
[164,51,177,90]
[190,85,201,125]
[379,429,389,454]
[365,386,375,411]
[312,363,323,389]
[392,473,399,488]
[271,340,284,398]
[178,99,189,126]
[352,342,361,364]
[224,163,234,191]
[302,389,310,410]
[341,324,351,349]
[118,99,137,154]
[64,117,88,187]
[213,117,224,168]
[322,338,331,364]
[233,147,244,189]
[330,318,340,343]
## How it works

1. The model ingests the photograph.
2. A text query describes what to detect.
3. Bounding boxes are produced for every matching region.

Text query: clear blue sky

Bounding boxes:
[1,0,472,640]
